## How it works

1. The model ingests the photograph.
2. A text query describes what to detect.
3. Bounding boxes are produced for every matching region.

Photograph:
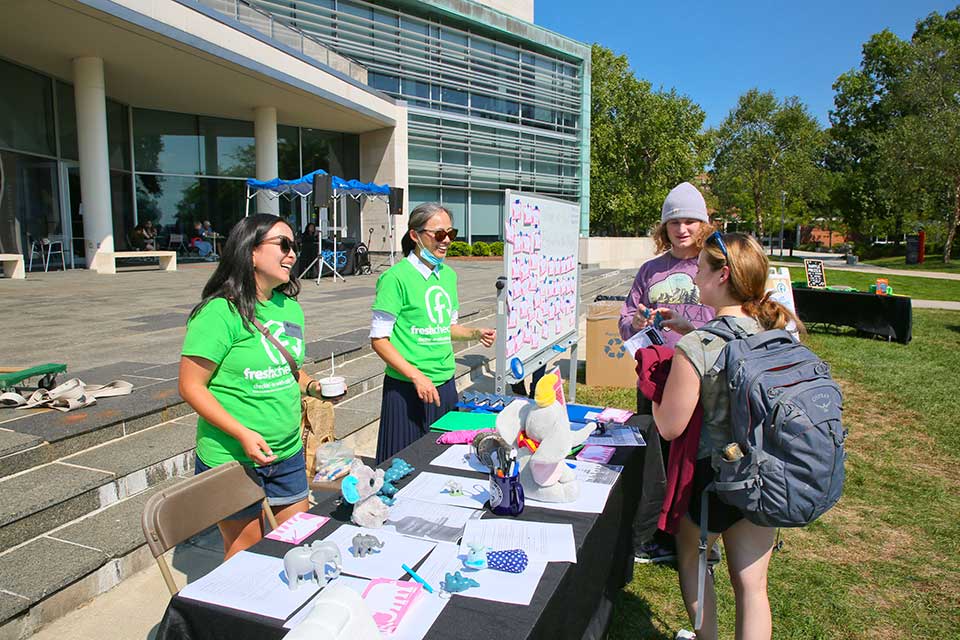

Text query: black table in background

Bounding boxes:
[792,287,913,344]
[156,431,644,640]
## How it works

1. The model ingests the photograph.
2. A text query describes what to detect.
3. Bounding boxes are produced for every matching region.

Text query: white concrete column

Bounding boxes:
[359,111,408,254]
[73,57,114,269]
[254,106,279,215]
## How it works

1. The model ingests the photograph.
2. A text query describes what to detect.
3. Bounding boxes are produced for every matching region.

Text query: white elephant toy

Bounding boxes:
[340,459,389,528]
[283,540,342,590]
[495,373,592,502]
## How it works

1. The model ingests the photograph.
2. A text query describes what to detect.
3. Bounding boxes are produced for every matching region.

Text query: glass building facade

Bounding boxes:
[247,0,588,241]
[0,56,359,268]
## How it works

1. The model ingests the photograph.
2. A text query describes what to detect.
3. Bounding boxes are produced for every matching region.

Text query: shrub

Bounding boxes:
[471,241,491,256]
[489,241,505,256]
[447,241,471,256]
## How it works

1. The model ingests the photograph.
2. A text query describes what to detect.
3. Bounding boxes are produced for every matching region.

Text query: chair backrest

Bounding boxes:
[168,233,184,245]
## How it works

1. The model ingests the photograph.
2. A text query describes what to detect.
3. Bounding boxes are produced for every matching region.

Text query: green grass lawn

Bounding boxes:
[862,254,960,273]
[786,267,960,301]
[582,308,960,638]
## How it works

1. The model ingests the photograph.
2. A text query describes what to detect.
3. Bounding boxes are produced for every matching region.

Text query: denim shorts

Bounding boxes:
[194,447,309,521]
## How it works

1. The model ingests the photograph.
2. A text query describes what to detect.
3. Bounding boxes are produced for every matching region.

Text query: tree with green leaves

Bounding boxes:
[589,44,709,235]
[831,7,960,262]
[710,89,827,239]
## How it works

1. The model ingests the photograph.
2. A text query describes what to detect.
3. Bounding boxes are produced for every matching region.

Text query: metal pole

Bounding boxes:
[779,192,786,258]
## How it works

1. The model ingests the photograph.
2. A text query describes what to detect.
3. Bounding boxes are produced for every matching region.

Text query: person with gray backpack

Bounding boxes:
[651,232,846,640]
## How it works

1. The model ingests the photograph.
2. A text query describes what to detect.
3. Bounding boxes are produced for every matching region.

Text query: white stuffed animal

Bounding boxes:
[495,373,592,502]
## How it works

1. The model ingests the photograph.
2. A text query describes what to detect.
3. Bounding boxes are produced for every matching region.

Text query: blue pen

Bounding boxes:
[401,563,435,594]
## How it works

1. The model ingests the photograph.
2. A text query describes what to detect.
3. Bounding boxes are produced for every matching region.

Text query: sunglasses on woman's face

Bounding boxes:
[260,236,299,255]
[419,227,459,243]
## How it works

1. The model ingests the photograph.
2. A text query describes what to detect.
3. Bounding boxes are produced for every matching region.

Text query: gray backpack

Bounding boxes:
[702,316,846,528]
[693,317,846,633]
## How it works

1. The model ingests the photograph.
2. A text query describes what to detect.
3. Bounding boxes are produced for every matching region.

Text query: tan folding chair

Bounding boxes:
[141,461,280,595]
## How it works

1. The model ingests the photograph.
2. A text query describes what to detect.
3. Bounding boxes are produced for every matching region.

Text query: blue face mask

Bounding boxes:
[417,235,444,268]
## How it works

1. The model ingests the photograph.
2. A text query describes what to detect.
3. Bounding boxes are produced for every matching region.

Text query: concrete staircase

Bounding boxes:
[0,267,633,640]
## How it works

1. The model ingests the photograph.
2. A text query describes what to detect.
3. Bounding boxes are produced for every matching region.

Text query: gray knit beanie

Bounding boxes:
[660,182,708,223]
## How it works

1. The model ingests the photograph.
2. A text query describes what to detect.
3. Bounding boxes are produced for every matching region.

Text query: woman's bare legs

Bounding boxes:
[676,515,721,640]
[722,519,775,640]
[218,498,309,560]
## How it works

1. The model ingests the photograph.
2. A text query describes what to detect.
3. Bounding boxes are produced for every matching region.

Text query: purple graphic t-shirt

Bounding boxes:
[618,252,714,349]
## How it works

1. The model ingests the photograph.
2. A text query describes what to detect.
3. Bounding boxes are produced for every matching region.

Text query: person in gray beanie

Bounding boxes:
[618,181,716,566]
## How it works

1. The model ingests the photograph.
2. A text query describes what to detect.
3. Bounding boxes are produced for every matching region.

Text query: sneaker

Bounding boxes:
[634,541,676,564]
[675,630,696,640]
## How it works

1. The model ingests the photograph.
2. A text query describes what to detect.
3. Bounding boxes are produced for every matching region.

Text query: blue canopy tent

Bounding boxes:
[244,170,392,281]
[244,170,391,215]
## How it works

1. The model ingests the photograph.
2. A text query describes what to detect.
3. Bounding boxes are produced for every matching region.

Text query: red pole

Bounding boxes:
[918,230,926,263]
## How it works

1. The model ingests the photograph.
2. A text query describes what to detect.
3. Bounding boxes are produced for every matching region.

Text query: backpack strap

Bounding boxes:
[695,488,710,633]
[699,315,749,342]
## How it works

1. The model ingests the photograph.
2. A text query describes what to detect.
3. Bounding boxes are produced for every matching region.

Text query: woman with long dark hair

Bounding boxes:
[654,232,804,640]
[179,213,325,559]
[370,202,495,463]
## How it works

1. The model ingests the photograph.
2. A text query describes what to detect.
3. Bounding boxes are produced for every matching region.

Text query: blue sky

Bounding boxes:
[535,0,959,130]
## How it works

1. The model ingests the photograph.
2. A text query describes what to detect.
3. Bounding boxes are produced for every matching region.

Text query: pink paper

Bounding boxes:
[597,408,634,423]
[264,512,330,544]
[577,445,616,464]
[362,578,422,634]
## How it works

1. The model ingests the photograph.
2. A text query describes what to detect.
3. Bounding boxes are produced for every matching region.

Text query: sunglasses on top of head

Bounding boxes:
[259,236,300,255]
[709,230,729,259]
[419,227,459,243]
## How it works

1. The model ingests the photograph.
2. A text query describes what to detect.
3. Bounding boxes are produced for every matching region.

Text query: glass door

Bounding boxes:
[59,161,81,267]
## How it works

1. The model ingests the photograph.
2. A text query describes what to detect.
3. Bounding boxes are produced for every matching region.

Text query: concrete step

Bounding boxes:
[0,418,195,553]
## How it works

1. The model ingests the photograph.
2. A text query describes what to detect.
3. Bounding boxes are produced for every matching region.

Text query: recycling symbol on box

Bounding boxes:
[604,338,626,359]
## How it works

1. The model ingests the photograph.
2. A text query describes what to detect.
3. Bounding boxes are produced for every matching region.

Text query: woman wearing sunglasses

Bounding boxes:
[179,214,326,559]
[653,232,802,640]
[370,202,496,463]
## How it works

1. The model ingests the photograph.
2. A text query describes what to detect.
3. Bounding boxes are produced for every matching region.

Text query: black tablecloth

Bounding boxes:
[792,287,913,344]
[156,432,643,640]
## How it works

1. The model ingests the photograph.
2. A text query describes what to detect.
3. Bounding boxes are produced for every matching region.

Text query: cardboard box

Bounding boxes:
[586,301,638,388]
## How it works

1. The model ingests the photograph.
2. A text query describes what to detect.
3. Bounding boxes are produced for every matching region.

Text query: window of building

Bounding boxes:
[0,59,56,157]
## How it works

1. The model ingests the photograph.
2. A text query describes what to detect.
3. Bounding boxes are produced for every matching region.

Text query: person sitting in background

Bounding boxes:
[191,221,214,259]
[202,220,221,256]
[142,220,158,249]
[298,222,319,279]
[130,224,150,251]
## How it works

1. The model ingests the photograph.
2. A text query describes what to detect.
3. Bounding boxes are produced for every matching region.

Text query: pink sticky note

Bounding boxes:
[264,512,330,544]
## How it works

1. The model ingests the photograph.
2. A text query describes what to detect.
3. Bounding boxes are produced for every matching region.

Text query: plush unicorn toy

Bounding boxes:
[495,373,591,502]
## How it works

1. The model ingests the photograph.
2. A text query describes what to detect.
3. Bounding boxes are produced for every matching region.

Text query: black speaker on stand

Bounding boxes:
[388,187,404,217]
[312,173,332,210]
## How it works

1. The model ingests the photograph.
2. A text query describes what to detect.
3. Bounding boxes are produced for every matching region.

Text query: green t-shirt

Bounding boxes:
[182,292,305,467]
[372,259,459,384]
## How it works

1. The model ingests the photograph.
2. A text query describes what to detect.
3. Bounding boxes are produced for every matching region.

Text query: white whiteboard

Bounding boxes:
[500,190,580,378]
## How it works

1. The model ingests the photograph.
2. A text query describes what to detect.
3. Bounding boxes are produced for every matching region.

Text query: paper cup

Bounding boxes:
[319,376,346,398]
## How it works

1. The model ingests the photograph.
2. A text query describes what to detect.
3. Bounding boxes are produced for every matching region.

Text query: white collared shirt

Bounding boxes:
[369,253,458,338]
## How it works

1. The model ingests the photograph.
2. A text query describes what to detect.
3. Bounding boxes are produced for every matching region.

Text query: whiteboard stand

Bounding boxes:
[494,190,580,402]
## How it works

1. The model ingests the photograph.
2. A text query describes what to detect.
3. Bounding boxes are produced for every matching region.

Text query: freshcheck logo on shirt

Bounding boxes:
[258,319,303,365]
[424,286,452,325]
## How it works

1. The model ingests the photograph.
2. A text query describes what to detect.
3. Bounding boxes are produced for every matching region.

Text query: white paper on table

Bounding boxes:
[178,550,318,620]
[415,541,546,606]
[583,424,645,447]
[384,498,485,543]
[429,444,488,474]
[459,520,576,563]
[321,524,436,580]
[394,471,490,510]
[583,411,601,421]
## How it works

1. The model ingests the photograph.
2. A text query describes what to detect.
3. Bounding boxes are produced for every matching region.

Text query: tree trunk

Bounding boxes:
[944,175,960,263]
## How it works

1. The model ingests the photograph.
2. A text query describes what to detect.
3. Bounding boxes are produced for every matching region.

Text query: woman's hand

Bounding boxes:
[478,328,496,348]
[412,373,441,407]
[237,428,278,465]
[630,304,654,332]
[656,308,695,336]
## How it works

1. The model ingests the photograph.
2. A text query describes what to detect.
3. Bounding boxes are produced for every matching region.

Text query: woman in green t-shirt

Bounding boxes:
[370,202,496,462]
[179,214,328,559]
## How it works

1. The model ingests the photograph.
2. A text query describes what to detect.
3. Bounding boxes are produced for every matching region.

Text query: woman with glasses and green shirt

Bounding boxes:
[371,202,496,463]
[179,214,328,559]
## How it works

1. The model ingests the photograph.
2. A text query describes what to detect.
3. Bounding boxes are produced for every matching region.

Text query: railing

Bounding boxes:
[192,0,368,83]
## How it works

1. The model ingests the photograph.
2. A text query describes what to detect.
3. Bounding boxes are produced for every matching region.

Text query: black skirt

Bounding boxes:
[375,375,457,464]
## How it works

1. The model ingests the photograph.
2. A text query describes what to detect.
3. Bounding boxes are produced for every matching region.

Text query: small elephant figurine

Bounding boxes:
[284,540,342,590]
[341,459,389,528]
[351,533,384,558]
[496,373,592,503]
